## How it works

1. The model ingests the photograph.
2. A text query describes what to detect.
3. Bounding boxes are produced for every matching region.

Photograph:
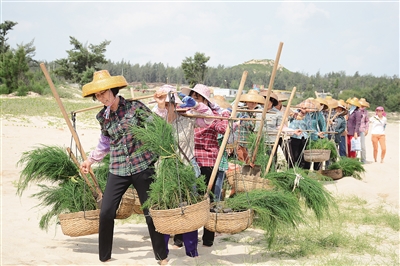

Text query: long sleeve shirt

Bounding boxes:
[359,108,370,133]
[194,119,230,167]
[88,97,157,176]
[347,108,362,136]
[303,111,327,141]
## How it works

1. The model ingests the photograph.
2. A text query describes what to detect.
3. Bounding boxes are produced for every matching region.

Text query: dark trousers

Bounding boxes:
[288,138,307,168]
[99,168,167,262]
[168,230,199,257]
[339,136,347,157]
[200,166,216,246]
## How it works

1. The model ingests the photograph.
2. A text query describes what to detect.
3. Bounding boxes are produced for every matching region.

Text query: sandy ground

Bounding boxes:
[1,115,399,266]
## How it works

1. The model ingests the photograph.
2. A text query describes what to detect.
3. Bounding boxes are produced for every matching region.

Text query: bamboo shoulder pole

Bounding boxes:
[73,94,155,114]
[265,87,296,173]
[207,71,248,191]
[250,42,284,165]
[40,63,103,200]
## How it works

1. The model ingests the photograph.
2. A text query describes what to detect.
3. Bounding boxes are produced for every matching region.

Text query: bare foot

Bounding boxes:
[171,244,182,249]
[159,259,168,265]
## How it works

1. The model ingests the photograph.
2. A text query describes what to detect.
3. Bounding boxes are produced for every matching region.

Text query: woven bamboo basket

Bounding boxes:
[132,188,144,214]
[304,149,331,162]
[233,174,273,192]
[115,188,136,219]
[58,209,100,237]
[205,203,254,234]
[226,166,242,187]
[149,197,210,235]
[321,169,343,180]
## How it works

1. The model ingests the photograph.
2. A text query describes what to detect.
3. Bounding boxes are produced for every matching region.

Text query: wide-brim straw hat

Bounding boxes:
[210,95,232,109]
[185,84,212,103]
[315,97,329,110]
[274,92,289,102]
[346,97,361,108]
[259,90,279,104]
[359,98,370,108]
[324,96,339,109]
[155,84,183,104]
[239,89,265,104]
[82,70,128,97]
[336,99,348,115]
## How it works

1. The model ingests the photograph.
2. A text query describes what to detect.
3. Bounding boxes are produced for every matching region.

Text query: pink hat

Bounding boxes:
[375,106,384,111]
[187,84,212,103]
[155,84,183,104]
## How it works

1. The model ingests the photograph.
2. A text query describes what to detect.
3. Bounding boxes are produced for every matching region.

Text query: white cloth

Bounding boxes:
[369,115,387,135]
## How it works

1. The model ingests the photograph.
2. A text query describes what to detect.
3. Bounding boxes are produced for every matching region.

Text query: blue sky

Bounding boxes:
[1,0,399,77]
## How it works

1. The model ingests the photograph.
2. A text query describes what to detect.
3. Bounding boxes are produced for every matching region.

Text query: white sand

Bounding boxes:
[1,115,399,265]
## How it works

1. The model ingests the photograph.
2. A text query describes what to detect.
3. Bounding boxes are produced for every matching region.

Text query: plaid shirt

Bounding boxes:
[194,119,229,167]
[359,108,369,133]
[92,96,157,176]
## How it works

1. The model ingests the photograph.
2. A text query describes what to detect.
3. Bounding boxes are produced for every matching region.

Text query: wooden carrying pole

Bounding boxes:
[265,87,297,173]
[250,42,284,165]
[73,94,155,114]
[40,63,103,201]
[207,71,248,190]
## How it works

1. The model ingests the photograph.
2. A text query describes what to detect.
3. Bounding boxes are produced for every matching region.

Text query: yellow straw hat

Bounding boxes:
[315,97,329,110]
[324,96,338,109]
[346,97,361,108]
[358,98,370,108]
[259,90,279,104]
[274,92,289,102]
[82,70,128,97]
[239,89,265,104]
[210,95,232,109]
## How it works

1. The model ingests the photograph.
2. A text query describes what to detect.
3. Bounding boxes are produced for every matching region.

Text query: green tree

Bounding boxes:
[181,52,210,87]
[0,20,17,54]
[54,37,110,87]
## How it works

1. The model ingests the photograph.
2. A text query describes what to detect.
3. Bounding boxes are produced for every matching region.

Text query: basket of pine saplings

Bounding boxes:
[131,114,209,235]
[223,189,305,247]
[16,146,138,237]
[231,133,274,192]
[204,200,254,234]
[304,138,338,163]
[326,156,366,180]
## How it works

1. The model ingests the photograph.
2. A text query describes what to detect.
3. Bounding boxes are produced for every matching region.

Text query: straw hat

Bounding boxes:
[336,99,348,115]
[185,84,212,103]
[346,97,361,108]
[210,95,232,109]
[324,96,339,109]
[239,89,265,104]
[259,90,279,105]
[315,98,329,110]
[358,98,370,108]
[274,92,289,102]
[155,84,183,104]
[82,70,128,97]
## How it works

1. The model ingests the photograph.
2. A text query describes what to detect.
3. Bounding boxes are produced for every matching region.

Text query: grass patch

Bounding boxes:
[260,195,399,265]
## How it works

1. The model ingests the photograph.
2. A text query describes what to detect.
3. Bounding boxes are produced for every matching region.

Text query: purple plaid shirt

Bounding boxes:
[89,96,157,176]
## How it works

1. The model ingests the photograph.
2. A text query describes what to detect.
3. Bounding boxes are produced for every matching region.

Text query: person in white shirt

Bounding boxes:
[369,106,387,163]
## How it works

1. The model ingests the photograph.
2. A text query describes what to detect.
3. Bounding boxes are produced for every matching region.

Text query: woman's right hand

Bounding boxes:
[80,159,93,174]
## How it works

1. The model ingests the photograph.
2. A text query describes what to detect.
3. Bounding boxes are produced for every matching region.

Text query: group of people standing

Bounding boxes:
[78,69,387,264]
[340,97,387,164]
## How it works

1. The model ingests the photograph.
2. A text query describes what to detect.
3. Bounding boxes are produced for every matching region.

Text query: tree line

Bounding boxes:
[1,20,399,112]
